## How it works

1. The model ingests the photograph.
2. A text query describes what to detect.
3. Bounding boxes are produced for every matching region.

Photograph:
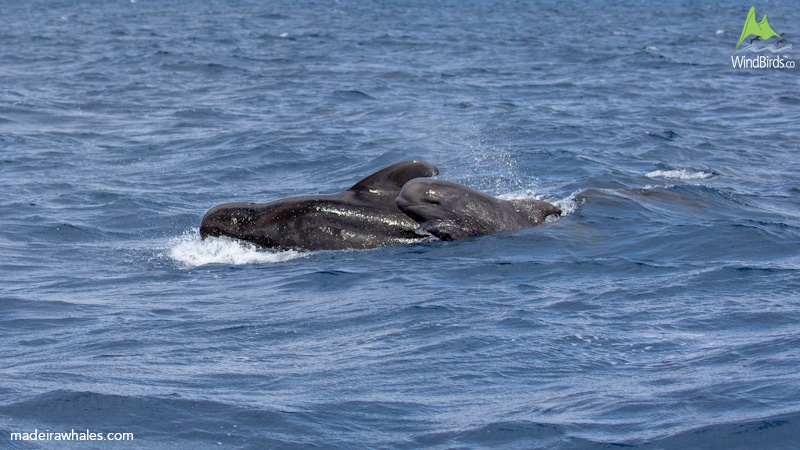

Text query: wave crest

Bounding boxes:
[646,169,713,180]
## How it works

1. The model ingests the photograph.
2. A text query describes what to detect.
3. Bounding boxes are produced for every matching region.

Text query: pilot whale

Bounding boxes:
[200,160,561,251]
[200,160,439,251]
[396,178,561,240]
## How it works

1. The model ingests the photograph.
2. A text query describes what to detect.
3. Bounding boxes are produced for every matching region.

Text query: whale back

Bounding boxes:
[200,160,440,251]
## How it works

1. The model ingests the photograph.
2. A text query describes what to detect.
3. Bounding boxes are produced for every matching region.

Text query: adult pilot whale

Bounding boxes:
[396,178,562,240]
[200,160,439,251]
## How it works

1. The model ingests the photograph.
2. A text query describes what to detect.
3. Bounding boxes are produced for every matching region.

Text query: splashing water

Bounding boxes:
[165,229,304,268]
[498,190,580,217]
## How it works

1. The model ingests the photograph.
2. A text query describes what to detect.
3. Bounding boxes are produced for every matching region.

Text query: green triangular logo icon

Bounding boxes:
[736,6,781,48]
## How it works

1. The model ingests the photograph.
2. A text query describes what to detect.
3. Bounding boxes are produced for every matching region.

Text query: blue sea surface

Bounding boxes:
[2,1,800,448]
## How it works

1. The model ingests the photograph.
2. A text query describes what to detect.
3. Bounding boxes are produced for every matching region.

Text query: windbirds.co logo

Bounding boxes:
[731,6,795,69]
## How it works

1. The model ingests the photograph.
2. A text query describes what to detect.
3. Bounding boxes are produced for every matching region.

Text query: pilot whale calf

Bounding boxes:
[395,178,561,240]
[200,160,438,251]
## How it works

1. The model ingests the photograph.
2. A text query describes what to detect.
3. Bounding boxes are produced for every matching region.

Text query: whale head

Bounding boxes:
[396,178,561,240]
[200,202,270,243]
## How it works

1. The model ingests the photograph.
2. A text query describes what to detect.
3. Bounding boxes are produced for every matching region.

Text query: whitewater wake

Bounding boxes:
[165,229,304,268]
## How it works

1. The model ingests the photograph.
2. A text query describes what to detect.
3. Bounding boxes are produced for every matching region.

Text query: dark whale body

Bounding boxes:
[396,178,562,240]
[200,160,561,251]
[200,160,438,251]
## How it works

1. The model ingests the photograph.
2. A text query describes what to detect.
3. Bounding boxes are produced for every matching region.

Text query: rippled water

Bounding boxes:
[2,1,800,448]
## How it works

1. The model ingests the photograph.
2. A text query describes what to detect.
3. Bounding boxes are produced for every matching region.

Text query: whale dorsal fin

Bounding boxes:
[348,160,439,195]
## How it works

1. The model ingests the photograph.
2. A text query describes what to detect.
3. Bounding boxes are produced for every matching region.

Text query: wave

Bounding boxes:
[164,229,304,268]
[645,169,713,180]
[0,390,297,447]
[638,411,800,449]
[5,390,799,449]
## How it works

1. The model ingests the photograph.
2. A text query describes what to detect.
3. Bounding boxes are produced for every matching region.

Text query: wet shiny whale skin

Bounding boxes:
[396,178,562,240]
[201,160,561,250]
[200,160,439,251]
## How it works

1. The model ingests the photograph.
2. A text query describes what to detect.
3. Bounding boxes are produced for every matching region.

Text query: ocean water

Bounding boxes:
[2,0,800,448]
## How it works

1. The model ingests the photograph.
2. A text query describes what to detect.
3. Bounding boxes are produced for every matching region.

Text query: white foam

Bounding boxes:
[165,229,304,268]
[646,169,712,180]
[554,191,582,216]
